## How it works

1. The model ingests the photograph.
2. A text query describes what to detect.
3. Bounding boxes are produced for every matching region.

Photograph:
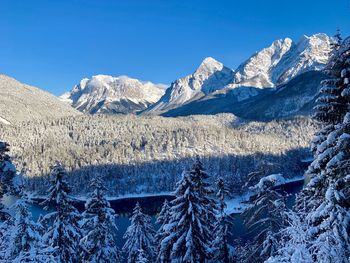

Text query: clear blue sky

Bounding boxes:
[1,0,350,95]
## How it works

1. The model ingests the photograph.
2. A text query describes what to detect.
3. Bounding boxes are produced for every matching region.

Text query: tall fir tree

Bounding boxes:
[123,202,156,263]
[297,32,349,213]
[155,199,171,258]
[40,162,82,263]
[158,159,216,263]
[0,141,16,259]
[265,211,313,263]
[242,176,287,262]
[6,196,56,262]
[212,177,235,262]
[307,114,350,261]
[135,249,149,263]
[80,175,122,262]
[272,35,350,263]
[0,141,16,216]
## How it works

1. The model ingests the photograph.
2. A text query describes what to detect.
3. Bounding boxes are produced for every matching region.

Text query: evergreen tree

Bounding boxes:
[266,211,313,263]
[6,196,56,262]
[212,177,235,262]
[297,33,350,213]
[306,115,350,261]
[158,159,216,263]
[0,218,12,260]
[40,162,82,263]
[242,176,287,262]
[123,202,155,263]
[80,175,122,262]
[156,199,171,228]
[135,249,149,263]
[155,199,171,257]
[0,141,16,215]
[272,36,350,263]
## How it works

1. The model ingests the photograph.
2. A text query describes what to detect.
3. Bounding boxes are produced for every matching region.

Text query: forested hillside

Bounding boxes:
[1,114,315,196]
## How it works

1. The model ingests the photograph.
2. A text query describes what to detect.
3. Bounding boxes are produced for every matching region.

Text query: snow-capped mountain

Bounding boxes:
[160,71,327,120]
[0,74,80,125]
[234,33,333,87]
[147,33,334,117]
[61,75,166,114]
[144,57,235,114]
[61,33,333,118]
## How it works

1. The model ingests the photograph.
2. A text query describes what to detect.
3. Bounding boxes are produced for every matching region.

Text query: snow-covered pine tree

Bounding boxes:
[6,196,56,262]
[80,175,122,262]
[40,162,82,263]
[296,33,349,213]
[135,249,149,263]
[272,36,350,263]
[212,177,235,262]
[0,141,16,214]
[0,141,16,259]
[123,202,155,263]
[306,113,350,261]
[155,199,171,257]
[158,159,216,263]
[298,38,350,261]
[242,176,287,262]
[156,199,171,229]
[265,211,313,263]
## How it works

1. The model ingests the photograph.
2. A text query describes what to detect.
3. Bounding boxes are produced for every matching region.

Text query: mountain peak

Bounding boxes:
[62,75,165,114]
[200,56,222,67]
[234,33,333,88]
[195,57,225,75]
[271,37,293,47]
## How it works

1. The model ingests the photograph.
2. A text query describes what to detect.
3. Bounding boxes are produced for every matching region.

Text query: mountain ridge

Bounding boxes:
[60,75,166,114]
[0,74,80,124]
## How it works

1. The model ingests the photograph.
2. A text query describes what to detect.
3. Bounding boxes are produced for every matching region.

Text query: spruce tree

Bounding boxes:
[272,36,350,263]
[158,159,216,263]
[135,249,149,263]
[297,33,349,213]
[40,162,82,263]
[242,176,287,262]
[123,202,155,263]
[80,175,122,262]
[155,199,171,258]
[0,141,16,215]
[306,114,350,261]
[212,177,235,262]
[266,211,313,263]
[6,197,56,262]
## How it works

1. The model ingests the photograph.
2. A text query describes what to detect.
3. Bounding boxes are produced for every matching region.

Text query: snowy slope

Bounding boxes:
[144,57,235,114]
[234,33,333,87]
[0,74,80,124]
[145,34,333,116]
[61,75,166,114]
[162,71,326,120]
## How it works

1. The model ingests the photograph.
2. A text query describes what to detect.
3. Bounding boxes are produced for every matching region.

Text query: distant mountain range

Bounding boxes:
[60,33,333,119]
[145,33,332,118]
[0,33,335,124]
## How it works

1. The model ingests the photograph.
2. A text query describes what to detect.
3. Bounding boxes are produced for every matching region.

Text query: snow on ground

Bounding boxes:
[225,192,253,214]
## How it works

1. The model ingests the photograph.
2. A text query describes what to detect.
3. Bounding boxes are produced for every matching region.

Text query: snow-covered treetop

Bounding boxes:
[251,174,286,192]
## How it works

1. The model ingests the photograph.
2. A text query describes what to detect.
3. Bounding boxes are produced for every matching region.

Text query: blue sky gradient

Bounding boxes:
[1,0,350,95]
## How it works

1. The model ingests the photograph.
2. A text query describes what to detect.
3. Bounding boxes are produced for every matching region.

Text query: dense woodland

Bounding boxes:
[1,114,314,196]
